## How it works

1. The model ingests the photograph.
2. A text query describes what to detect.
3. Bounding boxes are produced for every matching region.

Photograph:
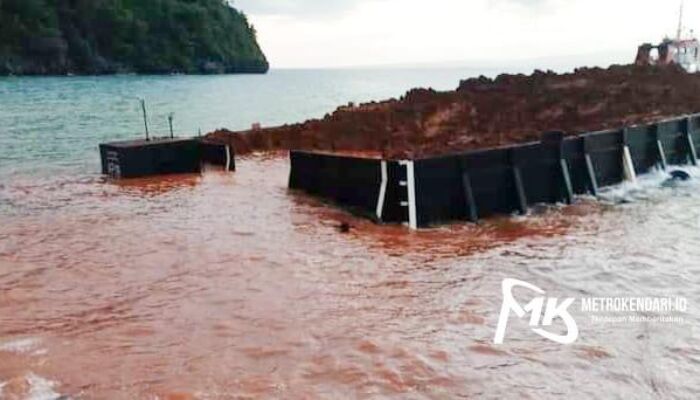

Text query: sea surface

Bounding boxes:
[1,69,700,399]
[0,68,497,181]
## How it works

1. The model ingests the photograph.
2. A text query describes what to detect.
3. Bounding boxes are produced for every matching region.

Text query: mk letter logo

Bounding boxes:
[493,279,578,345]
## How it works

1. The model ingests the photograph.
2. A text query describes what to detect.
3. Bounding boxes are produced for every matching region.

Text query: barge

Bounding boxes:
[100,137,234,179]
[289,114,700,229]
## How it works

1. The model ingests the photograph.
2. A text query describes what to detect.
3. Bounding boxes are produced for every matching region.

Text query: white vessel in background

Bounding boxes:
[635,2,699,73]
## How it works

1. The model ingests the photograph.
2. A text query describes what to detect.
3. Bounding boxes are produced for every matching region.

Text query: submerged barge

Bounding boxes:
[289,114,700,229]
[99,100,234,179]
[100,137,235,179]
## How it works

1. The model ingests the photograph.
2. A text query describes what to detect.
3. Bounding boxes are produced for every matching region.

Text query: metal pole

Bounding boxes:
[168,113,174,139]
[141,99,150,141]
[677,0,685,40]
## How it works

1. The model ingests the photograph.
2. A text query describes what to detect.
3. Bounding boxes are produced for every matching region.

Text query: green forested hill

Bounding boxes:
[0,0,269,75]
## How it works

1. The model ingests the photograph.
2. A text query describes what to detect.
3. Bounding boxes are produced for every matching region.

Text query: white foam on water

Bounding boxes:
[597,165,700,204]
[0,373,66,400]
[25,373,62,400]
[0,337,42,354]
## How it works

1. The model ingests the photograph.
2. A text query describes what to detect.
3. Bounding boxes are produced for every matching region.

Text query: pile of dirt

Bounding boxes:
[206,64,700,159]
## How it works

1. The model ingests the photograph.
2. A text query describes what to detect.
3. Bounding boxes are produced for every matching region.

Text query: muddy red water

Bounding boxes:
[1,155,699,399]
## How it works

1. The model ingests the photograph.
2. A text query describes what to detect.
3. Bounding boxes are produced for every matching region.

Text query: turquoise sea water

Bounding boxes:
[0,68,499,179]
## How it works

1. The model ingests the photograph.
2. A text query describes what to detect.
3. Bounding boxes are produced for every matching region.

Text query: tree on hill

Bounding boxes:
[0,0,269,75]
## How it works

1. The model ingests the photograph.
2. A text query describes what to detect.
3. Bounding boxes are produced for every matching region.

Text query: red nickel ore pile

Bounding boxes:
[207,64,700,159]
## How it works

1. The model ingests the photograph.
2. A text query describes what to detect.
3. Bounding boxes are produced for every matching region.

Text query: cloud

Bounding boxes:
[502,0,549,5]
[231,0,377,16]
[233,0,551,17]
[243,0,680,68]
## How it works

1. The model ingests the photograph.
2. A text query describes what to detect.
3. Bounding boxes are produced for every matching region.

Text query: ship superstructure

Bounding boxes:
[635,2,699,72]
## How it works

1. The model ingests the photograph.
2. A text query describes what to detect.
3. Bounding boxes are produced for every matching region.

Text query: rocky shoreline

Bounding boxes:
[0,58,269,76]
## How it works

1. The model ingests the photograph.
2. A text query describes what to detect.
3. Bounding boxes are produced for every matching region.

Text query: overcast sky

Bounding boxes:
[233,0,695,69]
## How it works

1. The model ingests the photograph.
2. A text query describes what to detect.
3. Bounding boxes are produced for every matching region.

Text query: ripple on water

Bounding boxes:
[1,158,700,398]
